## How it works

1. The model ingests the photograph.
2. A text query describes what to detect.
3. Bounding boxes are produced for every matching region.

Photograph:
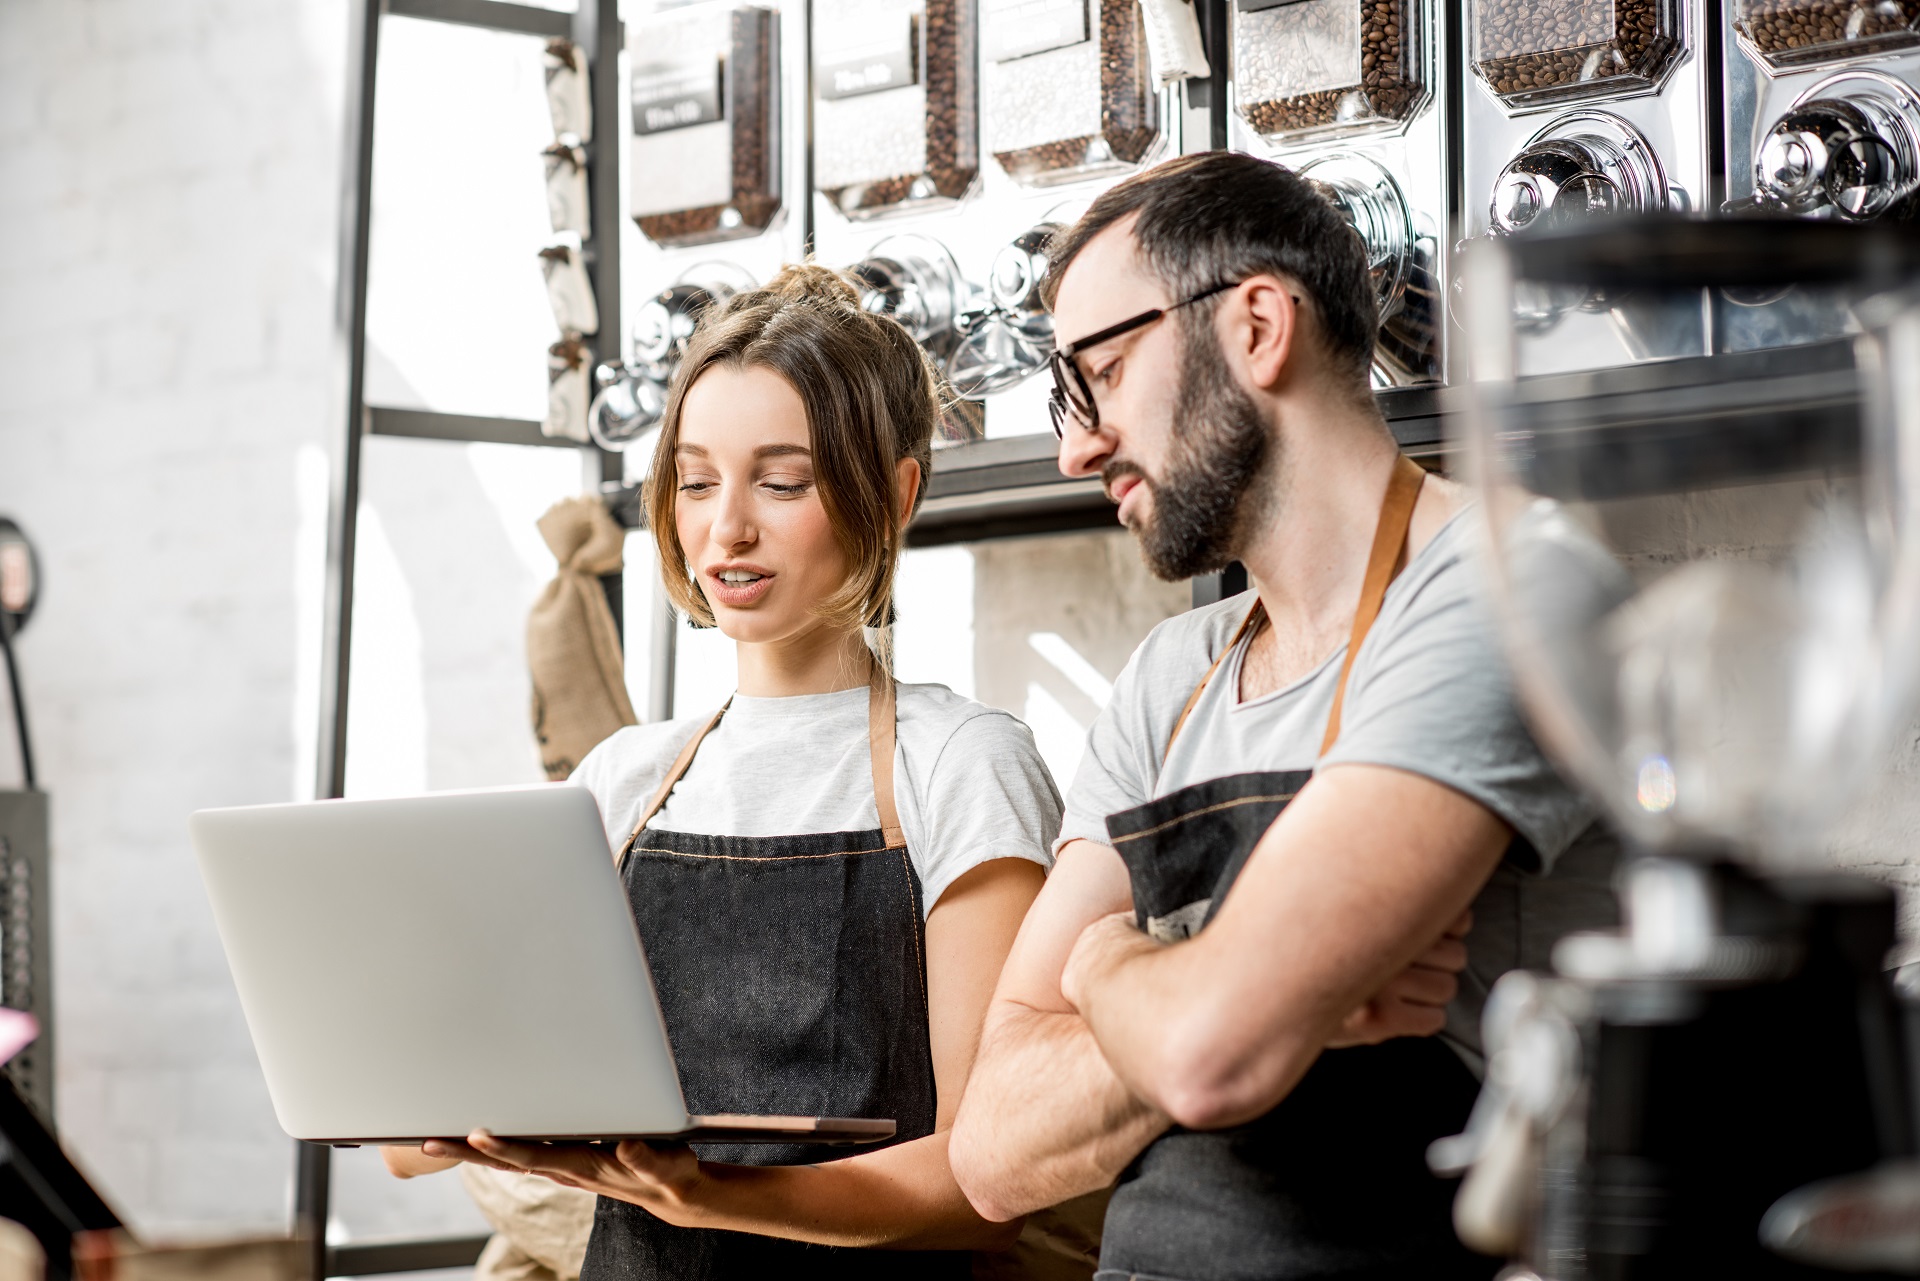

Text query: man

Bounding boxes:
[948,152,1619,1279]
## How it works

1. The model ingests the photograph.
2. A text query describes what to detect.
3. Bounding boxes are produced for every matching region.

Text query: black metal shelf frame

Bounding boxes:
[308,1,623,1275]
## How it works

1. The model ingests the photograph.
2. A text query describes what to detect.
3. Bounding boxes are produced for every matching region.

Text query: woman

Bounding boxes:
[391,265,1056,1278]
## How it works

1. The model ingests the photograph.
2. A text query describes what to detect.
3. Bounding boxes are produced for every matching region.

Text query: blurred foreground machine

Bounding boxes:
[1439,217,1920,1277]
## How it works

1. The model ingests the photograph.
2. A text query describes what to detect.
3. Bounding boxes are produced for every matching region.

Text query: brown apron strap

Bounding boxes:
[1319,453,1427,755]
[613,657,908,862]
[1161,454,1428,765]
[1162,599,1268,766]
[616,700,729,864]
[869,666,906,850]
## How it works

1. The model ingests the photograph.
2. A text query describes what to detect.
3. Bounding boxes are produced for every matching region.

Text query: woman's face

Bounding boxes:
[673,363,852,646]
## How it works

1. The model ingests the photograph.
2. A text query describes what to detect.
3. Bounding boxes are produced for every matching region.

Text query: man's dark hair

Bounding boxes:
[1042,152,1377,384]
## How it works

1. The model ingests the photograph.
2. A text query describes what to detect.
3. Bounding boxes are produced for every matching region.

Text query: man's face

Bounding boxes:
[1053,219,1272,581]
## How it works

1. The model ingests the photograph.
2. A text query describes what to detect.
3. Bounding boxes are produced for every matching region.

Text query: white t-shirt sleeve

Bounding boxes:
[1055,602,1239,853]
[910,710,1063,911]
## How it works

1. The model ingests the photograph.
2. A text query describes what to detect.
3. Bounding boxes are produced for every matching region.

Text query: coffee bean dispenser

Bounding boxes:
[812,0,979,217]
[627,3,781,246]
[980,0,1166,186]
[1228,0,1447,385]
[1233,0,1428,142]
[1460,0,1710,370]
[1726,0,1920,225]
[589,267,753,451]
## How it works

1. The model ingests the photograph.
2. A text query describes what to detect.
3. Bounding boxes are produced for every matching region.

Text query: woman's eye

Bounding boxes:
[677,480,714,495]
[764,480,811,497]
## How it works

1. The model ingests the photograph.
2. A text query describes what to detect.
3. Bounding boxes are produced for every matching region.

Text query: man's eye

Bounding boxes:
[1093,358,1121,386]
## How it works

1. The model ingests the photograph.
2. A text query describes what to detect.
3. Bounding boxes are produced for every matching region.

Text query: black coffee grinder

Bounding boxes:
[1443,217,1920,1278]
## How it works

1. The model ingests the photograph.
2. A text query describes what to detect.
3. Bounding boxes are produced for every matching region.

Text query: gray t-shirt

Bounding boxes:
[574,681,1062,915]
[1060,510,1619,1068]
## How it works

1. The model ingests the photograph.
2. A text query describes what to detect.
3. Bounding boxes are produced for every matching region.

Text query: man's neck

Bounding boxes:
[1235,400,1402,689]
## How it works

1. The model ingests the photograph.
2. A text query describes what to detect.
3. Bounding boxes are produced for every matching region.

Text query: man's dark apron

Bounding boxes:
[579,671,969,1281]
[1096,456,1494,1281]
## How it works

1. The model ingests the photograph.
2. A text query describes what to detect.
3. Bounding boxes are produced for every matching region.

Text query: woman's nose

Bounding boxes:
[710,487,756,548]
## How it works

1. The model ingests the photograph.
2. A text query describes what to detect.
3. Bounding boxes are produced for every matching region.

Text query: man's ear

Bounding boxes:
[895,457,924,533]
[1239,276,1299,392]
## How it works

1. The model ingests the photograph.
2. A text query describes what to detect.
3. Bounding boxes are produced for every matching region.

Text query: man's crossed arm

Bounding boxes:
[948,763,1508,1221]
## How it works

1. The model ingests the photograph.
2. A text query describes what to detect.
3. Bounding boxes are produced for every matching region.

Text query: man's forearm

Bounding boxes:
[949,1002,1169,1221]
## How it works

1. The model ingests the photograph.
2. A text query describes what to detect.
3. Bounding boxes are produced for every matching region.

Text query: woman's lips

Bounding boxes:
[707,570,774,608]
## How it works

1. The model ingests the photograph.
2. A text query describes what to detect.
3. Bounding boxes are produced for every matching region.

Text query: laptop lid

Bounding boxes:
[192,784,692,1143]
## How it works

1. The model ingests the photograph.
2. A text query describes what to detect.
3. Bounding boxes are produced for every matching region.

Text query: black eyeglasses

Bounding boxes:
[1048,281,1242,438]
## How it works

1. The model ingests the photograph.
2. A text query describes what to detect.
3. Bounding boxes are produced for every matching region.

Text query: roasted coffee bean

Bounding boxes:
[635,8,781,246]
[1472,0,1676,99]
[816,0,980,215]
[1734,0,1917,58]
[991,0,1160,181]
[1238,0,1421,136]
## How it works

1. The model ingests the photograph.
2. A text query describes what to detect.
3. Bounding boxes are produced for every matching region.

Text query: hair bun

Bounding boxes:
[766,262,862,307]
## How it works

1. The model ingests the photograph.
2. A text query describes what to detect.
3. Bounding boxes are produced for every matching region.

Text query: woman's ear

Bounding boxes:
[895,457,924,533]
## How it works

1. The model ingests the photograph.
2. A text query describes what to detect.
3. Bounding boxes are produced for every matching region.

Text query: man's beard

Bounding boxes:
[1111,318,1271,582]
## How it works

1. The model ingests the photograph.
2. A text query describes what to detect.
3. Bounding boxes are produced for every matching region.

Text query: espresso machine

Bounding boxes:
[1443,216,1920,1277]
[1226,0,1448,385]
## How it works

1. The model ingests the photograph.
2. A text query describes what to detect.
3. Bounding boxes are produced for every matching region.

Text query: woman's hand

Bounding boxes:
[421,1131,716,1227]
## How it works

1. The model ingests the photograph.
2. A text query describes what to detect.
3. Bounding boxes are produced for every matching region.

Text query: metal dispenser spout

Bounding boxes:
[1752,70,1920,221]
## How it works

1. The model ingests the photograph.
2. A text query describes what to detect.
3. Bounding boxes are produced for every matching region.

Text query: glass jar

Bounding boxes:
[1233,0,1427,144]
[628,3,781,246]
[1469,0,1683,112]
[982,0,1163,185]
[814,0,979,216]
[1734,0,1920,70]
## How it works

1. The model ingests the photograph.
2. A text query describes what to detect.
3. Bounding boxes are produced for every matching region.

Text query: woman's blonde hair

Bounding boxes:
[644,264,941,648]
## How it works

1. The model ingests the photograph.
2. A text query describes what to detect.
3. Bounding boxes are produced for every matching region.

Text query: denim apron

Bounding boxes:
[579,671,967,1281]
[1096,457,1494,1281]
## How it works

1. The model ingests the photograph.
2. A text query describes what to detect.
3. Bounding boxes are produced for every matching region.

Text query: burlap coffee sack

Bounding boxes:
[460,1165,596,1281]
[529,495,637,780]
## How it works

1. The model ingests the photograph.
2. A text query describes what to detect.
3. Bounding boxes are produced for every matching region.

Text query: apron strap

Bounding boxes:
[613,659,907,863]
[1161,454,1427,765]
[869,669,906,850]
[616,700,730,865]
[1162,599,1268,765]
[1319,453,1426,755]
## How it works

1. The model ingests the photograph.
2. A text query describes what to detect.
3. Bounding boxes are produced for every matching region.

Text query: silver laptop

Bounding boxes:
[191,784,895,1148]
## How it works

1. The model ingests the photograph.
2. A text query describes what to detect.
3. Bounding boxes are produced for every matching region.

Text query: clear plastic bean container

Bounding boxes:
[1233,0,1428,144]
[981,0,1163,185]
[628,3,781,246]
[814,0,979,216]
[1734,0,1920,71]
[1469,0,1683,112]
[1459,218,1920,859]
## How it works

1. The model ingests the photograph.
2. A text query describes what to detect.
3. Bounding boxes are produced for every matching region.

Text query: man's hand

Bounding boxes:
[1064,906,1470,1049]
[1060,911,1154,1014]
[1325,909,1470,1048]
